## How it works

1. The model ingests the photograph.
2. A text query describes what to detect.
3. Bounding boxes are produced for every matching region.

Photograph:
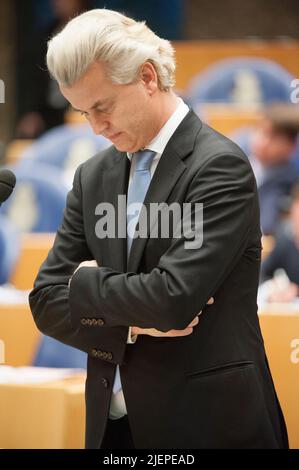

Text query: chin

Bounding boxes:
[114,143,129,152]
[114,142,138,153]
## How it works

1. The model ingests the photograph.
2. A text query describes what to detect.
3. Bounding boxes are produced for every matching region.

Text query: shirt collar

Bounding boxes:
[127,97,189,160]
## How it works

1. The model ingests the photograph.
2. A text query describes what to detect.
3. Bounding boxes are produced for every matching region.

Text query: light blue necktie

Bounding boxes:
[112,149,156,394]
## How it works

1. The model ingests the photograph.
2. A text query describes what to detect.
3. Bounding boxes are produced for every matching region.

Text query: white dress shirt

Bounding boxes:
[109,97,190,420]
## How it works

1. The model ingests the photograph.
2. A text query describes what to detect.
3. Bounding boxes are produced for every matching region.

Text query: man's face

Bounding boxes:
[60,61,160,152]
[251,119,295,165]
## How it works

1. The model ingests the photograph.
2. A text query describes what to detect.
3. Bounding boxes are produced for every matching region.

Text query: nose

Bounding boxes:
[89,115,109,136]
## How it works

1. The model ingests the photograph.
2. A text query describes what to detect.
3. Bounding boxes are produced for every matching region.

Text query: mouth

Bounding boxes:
[107,132,122,141]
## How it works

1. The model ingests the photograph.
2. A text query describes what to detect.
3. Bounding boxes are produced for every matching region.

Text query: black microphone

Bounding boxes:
[0,169,16,205]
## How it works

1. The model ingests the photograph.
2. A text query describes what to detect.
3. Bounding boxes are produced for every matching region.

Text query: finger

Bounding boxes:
[169,327,193,337]
[181,327,193,336]
[87,260,98,267]
[207,297,214,305]
[185,317,198,328]
[163,326,193,338]
[188,316,199,327]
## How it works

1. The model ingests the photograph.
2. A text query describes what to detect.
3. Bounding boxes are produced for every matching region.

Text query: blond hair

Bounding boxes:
[46,9,176,91]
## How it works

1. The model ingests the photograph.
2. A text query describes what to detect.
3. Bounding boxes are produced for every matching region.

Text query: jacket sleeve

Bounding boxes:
[29,164,129,365]
[69,153,256,332]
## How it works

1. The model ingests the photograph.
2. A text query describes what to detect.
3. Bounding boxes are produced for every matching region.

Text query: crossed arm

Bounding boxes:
[72,258,214,340]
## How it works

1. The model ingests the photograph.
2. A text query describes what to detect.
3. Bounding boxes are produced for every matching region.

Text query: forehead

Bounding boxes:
[59,61,117,110]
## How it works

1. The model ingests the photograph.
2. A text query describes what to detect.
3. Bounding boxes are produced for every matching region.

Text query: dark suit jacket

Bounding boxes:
[29,110,288,449]
[260,225,299,285]
[255,161,299,235]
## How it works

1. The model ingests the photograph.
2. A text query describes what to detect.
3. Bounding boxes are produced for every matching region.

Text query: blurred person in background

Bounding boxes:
[16,0,93,139]
[248,104,299,235]
[15,0,183,140]
[260,184,299,303]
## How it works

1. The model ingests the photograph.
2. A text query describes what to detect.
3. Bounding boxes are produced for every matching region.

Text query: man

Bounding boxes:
[260,184,299,302]
[29,9,288,449]
[247,104,299,235]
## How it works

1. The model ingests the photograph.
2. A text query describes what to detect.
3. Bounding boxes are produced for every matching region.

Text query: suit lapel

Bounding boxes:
[102,152,130,272]
[127,110,202,273]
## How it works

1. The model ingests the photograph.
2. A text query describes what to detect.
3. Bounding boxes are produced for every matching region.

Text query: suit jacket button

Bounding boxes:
[102,378,108,388]
[91,319,97,325]
[80,318,87,325]
[97,318,104,326]
[102,352,108,360]
[107,352,113,361]
[91,349,97,357]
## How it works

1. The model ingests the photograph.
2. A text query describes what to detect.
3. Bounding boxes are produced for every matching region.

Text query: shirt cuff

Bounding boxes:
[127,326,138,344]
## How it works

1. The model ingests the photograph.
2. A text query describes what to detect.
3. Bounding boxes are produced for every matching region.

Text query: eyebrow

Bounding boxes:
[72,99,109,113]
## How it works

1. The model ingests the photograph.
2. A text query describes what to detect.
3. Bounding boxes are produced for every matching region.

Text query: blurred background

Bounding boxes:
[0,0,298,449]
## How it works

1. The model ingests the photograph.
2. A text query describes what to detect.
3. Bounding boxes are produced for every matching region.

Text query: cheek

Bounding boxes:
[120,107,144,134]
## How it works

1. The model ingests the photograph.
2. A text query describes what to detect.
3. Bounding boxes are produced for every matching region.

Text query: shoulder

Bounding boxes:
[184,120,255,191]
[196,122,250,166]
[180,110,251,169]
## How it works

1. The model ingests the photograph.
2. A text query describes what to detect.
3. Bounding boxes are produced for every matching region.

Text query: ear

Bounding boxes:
[139,62,158,94]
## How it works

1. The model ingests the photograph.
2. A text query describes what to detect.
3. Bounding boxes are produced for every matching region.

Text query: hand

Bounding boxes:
[131,297,214,338]
[72,259,98,279]
[268,283,299,303]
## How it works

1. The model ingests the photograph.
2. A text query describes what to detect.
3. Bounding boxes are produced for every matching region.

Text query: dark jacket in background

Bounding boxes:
[256,161,299,235]
[261,225,299,284]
